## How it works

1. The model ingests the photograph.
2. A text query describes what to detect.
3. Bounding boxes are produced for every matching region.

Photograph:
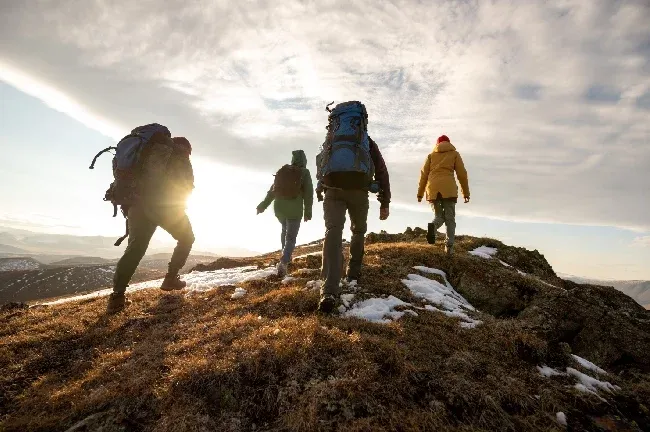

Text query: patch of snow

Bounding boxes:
[403,268,481,328]
[281,276,297,285]
[231,287,247,299]
[517,270,527,276]
[293,251,323,260]
[340,293,355,308]
[337,305,347,314]
[306,280,324,290]
[469,246,498,259]
[343,295,411,324]
[572,355,607,375]
[566,367,620,394]
[498,260,512,268]
[557,412,567,427]
[538,365,565,378]
[0,259,41,272]
[40,265,276,306]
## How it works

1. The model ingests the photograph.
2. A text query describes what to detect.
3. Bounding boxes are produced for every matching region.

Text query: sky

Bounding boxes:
[0,0,649,279]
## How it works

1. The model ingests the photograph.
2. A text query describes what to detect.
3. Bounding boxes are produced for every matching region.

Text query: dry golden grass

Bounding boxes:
[1,238,648,431]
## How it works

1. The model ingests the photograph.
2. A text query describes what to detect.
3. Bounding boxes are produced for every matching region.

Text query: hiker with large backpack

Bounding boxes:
[89,124,195,313]
[257,150,314,277]
[315,101,391,314]
[417,135,470,255]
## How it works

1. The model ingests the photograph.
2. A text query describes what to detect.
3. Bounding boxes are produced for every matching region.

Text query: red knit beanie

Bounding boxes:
[437,135,450,144]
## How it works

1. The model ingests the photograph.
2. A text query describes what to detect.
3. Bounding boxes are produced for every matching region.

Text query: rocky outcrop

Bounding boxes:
[444,237,650,373]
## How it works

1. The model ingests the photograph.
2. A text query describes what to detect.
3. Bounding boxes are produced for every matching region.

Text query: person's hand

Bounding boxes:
[256,208,263,215]
[304,215,312,222]
[464,197,470,203]
[417,196,423,203]
[379,207,390,220]
[317,191,324,202]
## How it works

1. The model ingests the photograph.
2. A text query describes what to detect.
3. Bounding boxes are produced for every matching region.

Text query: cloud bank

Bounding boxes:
[1,0,648,231]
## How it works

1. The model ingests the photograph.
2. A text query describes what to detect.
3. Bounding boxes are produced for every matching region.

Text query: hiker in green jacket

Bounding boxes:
[257,150,314,277]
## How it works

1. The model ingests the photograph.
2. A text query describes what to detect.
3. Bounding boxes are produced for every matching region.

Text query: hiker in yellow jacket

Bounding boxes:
[417,135,470,254]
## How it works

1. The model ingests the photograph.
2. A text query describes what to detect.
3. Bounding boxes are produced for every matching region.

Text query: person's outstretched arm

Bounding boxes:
[455,153,470,202]
[257,184,275,214]
[369,138,391,208]
[302,169,314,221]
[417,154,431,201]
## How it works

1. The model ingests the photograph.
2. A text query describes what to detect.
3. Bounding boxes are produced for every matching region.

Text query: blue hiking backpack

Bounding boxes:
[89,123,171,245]
[316,101,375,183]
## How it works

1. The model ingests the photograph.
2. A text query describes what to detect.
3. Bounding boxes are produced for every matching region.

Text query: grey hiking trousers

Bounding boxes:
[321,189,369,297]
[431,198,456,246]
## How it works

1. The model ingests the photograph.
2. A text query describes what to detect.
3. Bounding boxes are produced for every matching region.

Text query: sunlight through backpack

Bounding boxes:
[89,123,171,246]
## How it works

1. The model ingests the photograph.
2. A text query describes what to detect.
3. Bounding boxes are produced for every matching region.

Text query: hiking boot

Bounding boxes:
[445,243,454,255]
[277,261,288,278]
[106,293,131,314]
[318,295,337,314]
[160,273,187,291]
[427,223,436,244]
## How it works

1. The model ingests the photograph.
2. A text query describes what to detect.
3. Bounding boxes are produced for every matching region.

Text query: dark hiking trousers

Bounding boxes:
[322,189,369,297]
[431,197,456,246]
[113,204,195,294]
[280,218,301,264]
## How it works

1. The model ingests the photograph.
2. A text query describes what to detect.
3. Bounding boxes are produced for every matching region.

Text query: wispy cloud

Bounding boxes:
[633,236,650,247]
[0,0,648,231]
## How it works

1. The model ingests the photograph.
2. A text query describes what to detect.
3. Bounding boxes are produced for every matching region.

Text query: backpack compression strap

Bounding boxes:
[114,207,130,247]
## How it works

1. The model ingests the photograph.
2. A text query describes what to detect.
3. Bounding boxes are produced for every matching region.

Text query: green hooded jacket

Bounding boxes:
[257,150,314,220]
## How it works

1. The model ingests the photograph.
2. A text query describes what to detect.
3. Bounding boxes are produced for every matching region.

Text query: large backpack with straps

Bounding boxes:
[273,164,303,199]
[316,101,374,182]
[89,123,171,245]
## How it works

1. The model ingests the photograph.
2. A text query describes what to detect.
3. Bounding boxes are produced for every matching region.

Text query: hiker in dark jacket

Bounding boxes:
[107,136,195,313]
[257,150,314,277]
[317,136,391,313]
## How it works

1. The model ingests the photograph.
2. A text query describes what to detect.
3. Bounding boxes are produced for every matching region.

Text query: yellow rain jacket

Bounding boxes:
[417,141,469,201]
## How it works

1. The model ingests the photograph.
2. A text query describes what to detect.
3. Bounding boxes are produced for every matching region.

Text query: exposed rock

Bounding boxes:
[450,244,650,372]
[191,257,250,272]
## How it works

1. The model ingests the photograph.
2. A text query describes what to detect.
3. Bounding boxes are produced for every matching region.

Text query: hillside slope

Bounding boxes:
[1,231,649,432]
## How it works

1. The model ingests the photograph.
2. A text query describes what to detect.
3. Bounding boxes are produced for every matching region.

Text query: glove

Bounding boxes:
[379,207,390,220]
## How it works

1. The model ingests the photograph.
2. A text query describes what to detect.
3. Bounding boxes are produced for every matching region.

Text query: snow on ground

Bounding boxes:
[281,276,297,285]
[40,266,277,306]
[572,355,608,375]
[231,287,247,299]
[538,365,564,377]
[306,280,324,290]
[567,368,620,394]
[468,246,498,259]
[556,412,567,426]
[293,251,323,260]
[342,296,412,324]
[537,364,620,398]
[403,267,481,328]
[0,259,41,272]
[340,293,355,308]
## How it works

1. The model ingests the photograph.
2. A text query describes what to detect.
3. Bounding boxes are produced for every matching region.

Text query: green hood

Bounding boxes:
[291,150,307,168]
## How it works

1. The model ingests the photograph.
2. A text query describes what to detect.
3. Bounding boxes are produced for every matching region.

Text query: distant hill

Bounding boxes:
[49,256,116,266]
[559,273,650,307]
[0,244,30,255]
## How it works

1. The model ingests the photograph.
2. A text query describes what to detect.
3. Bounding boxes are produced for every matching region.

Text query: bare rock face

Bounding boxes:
[518,281,650,373]
[450,245,650,373]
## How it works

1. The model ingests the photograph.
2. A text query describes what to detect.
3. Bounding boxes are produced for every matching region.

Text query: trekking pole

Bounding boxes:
[89,147,117,169]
